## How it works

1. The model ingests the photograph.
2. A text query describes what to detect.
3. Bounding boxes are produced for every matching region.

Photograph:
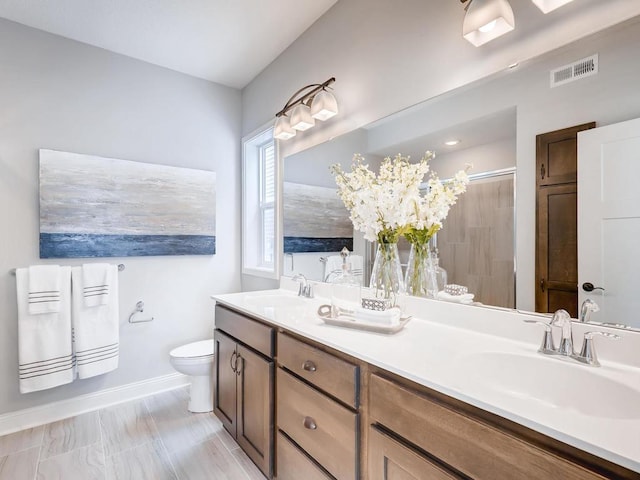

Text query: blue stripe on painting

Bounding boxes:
[40,233,215,258]
[284,237,353,254]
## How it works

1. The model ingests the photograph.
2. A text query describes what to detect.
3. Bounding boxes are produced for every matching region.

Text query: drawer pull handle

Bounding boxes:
[303,416,317,430]
[302,360,317,372]
[235,354,242,376]
[230,351,237,373]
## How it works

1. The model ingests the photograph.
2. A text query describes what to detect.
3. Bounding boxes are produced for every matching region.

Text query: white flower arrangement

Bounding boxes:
[331,151,470,245]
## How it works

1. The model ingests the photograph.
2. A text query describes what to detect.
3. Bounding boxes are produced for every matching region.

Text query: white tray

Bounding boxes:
[317,305,411,334]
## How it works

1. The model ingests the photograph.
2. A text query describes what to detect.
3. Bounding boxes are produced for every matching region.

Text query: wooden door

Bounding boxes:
[536,122,595,317]
[578,117,640,329]
[236,344,274,479]
[368,426,461,480]
[214,330,238,436]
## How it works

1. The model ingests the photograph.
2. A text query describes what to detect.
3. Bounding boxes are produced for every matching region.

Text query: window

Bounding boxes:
[242,127,280,279]
[259,142,275,266]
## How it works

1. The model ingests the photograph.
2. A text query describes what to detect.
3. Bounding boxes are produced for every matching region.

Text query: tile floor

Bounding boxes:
[0,387,266,480]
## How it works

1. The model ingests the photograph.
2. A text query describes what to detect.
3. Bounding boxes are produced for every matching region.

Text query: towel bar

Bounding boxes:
[10,263,125,275]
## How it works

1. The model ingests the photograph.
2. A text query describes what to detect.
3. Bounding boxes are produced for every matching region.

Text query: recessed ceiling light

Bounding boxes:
[444,140,460,146]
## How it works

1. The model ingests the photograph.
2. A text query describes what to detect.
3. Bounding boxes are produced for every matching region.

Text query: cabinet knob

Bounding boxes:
[302,416,317,430]
[302,360,317,372]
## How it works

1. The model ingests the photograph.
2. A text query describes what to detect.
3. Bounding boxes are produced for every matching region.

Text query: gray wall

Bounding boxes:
[0,19,241,415]
[241,3,640,305]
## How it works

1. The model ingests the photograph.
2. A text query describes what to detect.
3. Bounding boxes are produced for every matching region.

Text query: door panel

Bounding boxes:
[368,426,461,480]
[578,118,640,328]
[214,330,237,436]
[236,344,273,478]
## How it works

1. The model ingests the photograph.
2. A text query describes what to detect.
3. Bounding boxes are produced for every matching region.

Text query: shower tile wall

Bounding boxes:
[438,175,515,308]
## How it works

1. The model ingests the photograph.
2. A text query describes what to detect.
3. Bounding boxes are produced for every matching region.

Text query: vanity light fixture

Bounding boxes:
[273,77,338,140]
[461,0,515,47]
[531,0,574,13]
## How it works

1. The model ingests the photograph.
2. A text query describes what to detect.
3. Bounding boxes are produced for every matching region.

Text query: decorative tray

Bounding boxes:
[317,305,411,334]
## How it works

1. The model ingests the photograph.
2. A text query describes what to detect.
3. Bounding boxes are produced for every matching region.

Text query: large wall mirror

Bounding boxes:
[281,17,640,330]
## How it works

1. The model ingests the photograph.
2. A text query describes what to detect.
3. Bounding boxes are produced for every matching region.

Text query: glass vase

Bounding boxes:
[404,242,432,298]
[369,242,405,307]
[404,243,448,298]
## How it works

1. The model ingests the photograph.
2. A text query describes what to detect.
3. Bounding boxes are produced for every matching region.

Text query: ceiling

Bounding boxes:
[0,0,338,89]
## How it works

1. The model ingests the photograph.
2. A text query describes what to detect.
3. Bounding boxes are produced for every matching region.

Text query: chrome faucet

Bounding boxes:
[292,273,314,298]
[524,308,621,367]
[551,309,573,356]
[580,298,599,323]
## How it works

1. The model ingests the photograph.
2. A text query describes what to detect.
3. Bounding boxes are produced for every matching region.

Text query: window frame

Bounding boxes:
[241,125,282,279]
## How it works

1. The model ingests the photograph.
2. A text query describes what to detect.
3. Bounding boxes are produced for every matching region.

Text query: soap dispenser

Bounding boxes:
[330,247,362,317]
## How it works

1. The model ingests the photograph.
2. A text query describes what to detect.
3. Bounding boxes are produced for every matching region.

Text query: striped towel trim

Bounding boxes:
[83,285,109,298]
[19,354,75,379]
[28,290,61,304]
[76,343,119,366]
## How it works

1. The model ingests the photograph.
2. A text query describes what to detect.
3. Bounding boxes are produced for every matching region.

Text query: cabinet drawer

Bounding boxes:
[368,426,461,480]
[277,369,358,480]
[369,374,606,480]
[276,431,332,480]
[278,332,359,408]
[215,305,274,358]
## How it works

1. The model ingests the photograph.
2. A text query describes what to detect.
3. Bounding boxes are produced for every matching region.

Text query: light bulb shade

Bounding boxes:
[531,0,574,13]
[274,115,296,140]
[463,0,515,47]
[310,89,338,121]
[289,104,315,131]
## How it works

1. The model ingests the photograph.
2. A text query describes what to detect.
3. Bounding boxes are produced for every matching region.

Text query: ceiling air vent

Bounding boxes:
[550,54,598,88]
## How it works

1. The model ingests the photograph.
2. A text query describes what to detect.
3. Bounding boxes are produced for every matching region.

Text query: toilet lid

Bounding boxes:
[170,339,214,358]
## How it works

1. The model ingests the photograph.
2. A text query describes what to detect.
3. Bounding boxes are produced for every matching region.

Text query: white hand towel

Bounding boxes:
[82,263,112,307]
[72,265,119,379]
[17,266,74,393]
[27,265,61,314]
[355,307,402,326]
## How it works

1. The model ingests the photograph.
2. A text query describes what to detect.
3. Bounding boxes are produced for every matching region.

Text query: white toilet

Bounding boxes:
[169,339,215,413]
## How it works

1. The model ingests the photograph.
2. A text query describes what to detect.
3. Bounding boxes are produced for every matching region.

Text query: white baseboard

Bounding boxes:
[0,373,190,436]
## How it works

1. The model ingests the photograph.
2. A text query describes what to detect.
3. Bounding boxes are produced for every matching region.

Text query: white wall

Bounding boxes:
[241,4,640,305]
[0,19,241,415]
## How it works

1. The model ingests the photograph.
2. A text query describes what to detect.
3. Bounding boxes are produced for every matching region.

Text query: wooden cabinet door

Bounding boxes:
[536,183,579,316]
[368,426,461,480]
[236,343,274,479]
[214,330,238,436]
[536,122,595,317]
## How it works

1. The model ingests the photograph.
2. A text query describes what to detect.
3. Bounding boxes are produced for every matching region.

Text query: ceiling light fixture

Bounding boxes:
[531,0,574,13]
[273,77,337,140]
[445,139,461,146]
[461,0,515,47]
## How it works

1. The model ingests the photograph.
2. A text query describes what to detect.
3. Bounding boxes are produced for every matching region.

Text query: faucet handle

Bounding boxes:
[574,331,621,367]
[523,319,556,354]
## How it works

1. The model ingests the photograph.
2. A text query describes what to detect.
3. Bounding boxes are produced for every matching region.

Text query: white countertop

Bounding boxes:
[212,283,640,473]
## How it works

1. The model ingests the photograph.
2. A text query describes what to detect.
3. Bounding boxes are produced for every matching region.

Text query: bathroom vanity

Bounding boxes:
[212,284,640,479]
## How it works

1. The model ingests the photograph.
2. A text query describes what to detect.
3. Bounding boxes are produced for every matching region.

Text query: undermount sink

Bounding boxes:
[452,351,640,420]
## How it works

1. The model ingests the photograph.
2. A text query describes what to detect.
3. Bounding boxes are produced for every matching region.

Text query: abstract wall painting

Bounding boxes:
[283,181,353,253]
[39,149,216,258]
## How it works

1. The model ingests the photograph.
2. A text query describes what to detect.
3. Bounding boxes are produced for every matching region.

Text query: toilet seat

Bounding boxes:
[170,339,214,359]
